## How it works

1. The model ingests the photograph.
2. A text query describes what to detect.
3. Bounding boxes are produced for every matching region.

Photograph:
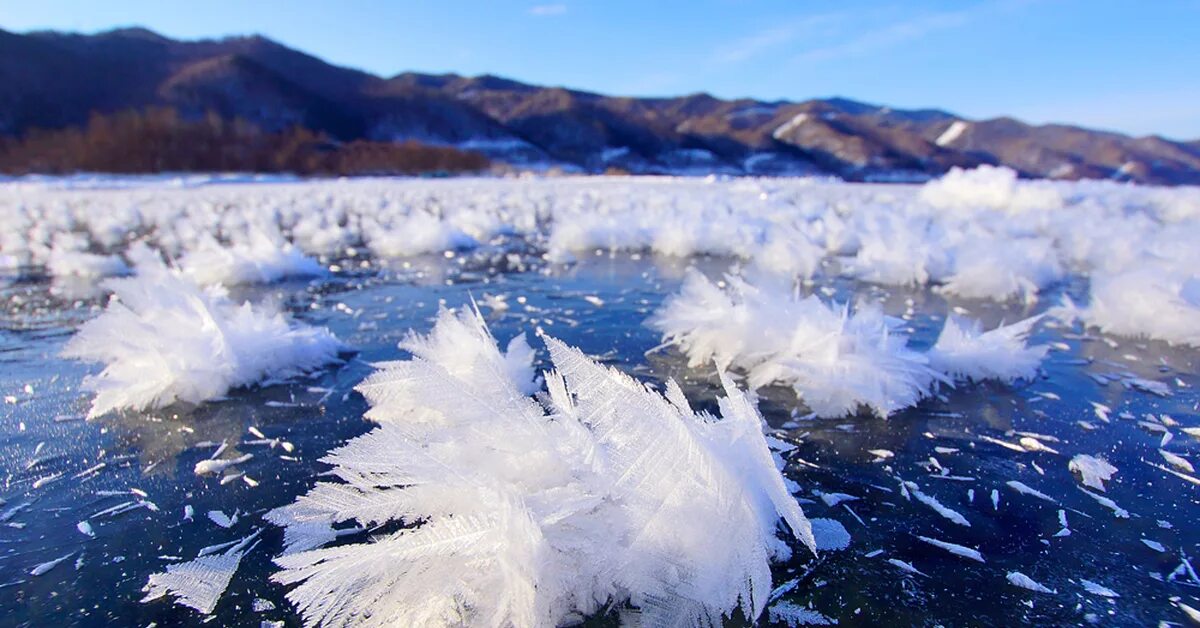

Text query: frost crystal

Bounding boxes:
[62,250,343,417]
[180,230,326,286]
[1006,571,1056,594]
[1068,454,1118,492]
[267,306,812,627]
[650,272,945,417]
[927,315,1047,383]
[767,601,838,626]
[142,532,261,615]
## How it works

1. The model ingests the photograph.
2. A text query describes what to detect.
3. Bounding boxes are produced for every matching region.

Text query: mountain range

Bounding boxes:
[2,26,1199,184]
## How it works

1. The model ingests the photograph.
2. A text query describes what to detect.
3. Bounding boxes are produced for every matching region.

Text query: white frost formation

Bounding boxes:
[927,315,1047,384]
[179,231,326,286]
[1068,455,1118,492]
[62,252,343,417]
[5,169,1200,340]
[1059,270,1200,347]
[268,307,813,627]
[650,272,944,418]
[142,532,261,615]
[1006,571,1056,594]
[651,272,1047,417]
[918,165,1062,213]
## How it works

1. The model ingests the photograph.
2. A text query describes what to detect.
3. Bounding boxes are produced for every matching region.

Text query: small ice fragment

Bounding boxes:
[843,504,866,527]
[141,531,260,614]
[30,553,75,576]
[198,539,240,557]
[74,462,106,479]
[582,295,605,307]
[1160,450,1195,473]
[767,601,837,626]
[1178,602,1200,624]
[1090,402,1111,422]
[1007,571,1055,594]
[184,505,194,521]
[1053,509,1070,537]
[252,598,276,612]
[864,549,884,558]
[867,449,894,460]
[1139,420,1167,433]
[991,489,999,510]
[1019,437,1059,454]
[810,518,851,551]
[208,510,237,529]
[249,426,266,439]
[219,472,244,485]
[1145,461,1200,486]
[904,482,970,526]
[194,454,253,476]
[768,577,799,603]
[916,535,985,562]
[90,500,138,519]
[32,472,65,489]
[1141,539,1167,552]
[980,435,1026,453]
[887,559,927,577]
[818,492,858,507]
[1079,487,1130,518]
[1006,480,1058,504]
[1080,580,1119,598]
[76,521,95,538]
[1125,377,1170,396]
[1068,454,1117,491]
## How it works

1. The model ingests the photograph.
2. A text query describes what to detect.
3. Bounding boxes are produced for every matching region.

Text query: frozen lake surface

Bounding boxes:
[2,172,1199,626]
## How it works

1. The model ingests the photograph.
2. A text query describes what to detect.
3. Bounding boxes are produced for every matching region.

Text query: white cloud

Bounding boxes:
[791,9,972,65]
[711,1,1034,69]
[712,14,845,65]
[528,3,567,16]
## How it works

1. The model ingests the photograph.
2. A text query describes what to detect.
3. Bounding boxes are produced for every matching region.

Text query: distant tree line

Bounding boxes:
[0,108,489,176]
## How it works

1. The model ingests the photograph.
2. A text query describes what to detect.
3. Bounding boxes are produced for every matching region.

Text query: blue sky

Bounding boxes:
[3,0,1198,139]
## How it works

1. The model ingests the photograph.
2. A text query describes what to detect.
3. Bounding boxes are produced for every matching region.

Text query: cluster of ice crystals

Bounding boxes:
[651,272,1046,417]
[62,250,343,417]
[267,307,812,627]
